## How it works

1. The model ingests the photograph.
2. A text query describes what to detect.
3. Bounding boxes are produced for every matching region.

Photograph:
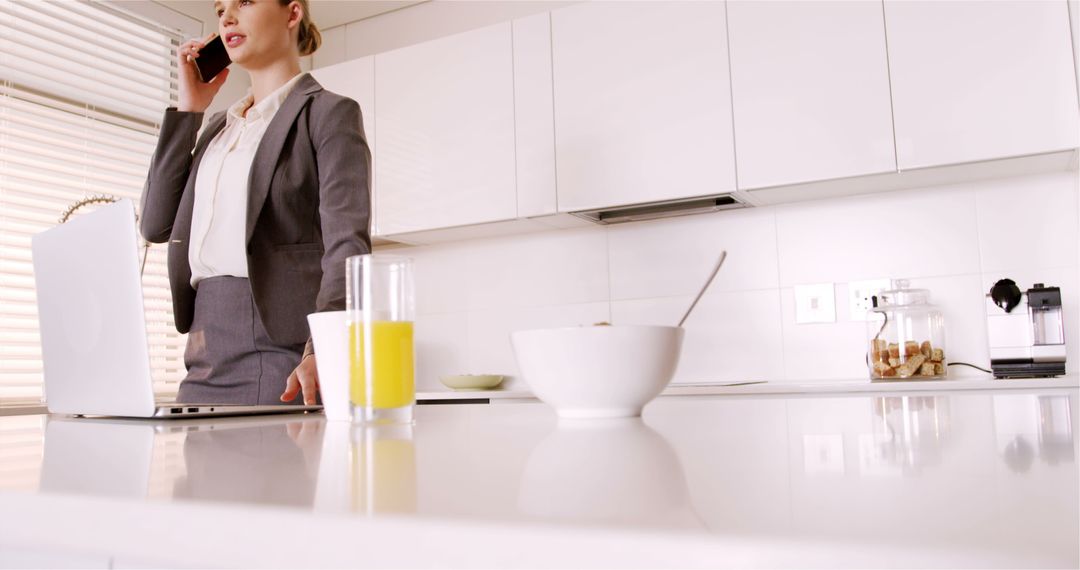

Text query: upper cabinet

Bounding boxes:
[374,23,517,235]
[550,1,736,212]
[885,0,1080,170]
[512,13,558,219]
[728,1,896,190]
[307,1,1080,242]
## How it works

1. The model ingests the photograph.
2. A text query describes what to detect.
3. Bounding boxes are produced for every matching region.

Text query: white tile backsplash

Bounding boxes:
[607,205,780,299]
[462,227,609,311]
[411,241,476,316]
[414,311,471,391]
[774,181,982,286]
[401,170,1078,387]
[778,287,868,381]
[612,290,786,383]
[465,302,611,391]
[410,226,608,315]
[974,171,1078,273]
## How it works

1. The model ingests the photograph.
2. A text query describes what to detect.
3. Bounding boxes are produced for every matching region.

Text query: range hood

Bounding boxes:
[571,193,748,225]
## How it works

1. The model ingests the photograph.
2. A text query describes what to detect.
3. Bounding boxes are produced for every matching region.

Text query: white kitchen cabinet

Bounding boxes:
[885,0,1080,170]
[309,57,378,233]
[512,13,558,219]
[551,1,736,212]
[374,23,517,235]
[728,1,896,190]
[1071,1,1079,103]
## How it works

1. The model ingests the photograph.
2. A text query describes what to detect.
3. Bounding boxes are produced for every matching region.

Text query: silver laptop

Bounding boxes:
[30,198,320,419]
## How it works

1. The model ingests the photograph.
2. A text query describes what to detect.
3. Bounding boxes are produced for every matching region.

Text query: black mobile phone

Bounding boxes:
[195,35,231,83]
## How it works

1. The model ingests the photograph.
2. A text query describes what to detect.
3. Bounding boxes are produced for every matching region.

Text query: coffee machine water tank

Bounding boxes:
[986,280,1066,379]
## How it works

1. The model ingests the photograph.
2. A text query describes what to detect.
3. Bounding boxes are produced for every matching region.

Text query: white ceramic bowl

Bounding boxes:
[511,325,684,419]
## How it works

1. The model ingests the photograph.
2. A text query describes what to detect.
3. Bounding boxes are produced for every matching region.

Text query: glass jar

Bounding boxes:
[866,280,947,381]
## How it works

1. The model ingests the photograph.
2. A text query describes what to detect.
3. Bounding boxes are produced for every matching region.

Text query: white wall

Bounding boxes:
[403,170,1080,390]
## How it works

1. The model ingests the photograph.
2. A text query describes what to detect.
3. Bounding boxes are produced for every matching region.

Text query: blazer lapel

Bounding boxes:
[245,73,323,244]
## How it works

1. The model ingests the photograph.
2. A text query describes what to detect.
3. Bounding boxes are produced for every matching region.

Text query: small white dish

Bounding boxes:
[440,374,504,391]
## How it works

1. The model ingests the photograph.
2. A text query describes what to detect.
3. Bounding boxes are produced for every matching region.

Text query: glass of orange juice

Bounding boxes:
[346,254,415,424]
[350,423,417,515]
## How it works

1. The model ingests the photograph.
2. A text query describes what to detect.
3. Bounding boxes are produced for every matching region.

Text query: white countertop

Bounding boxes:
[1,385,1077,568]
[418,374,1080,401]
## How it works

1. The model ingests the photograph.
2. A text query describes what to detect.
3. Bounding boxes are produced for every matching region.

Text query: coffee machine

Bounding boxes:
[986,279,1066,378]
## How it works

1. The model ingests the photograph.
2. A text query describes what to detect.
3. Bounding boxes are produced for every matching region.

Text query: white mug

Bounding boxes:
[306,310,350,422]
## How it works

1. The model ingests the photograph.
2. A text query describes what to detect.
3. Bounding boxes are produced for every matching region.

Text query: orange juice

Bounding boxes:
[351,436,417,514]
[349,320,415,409]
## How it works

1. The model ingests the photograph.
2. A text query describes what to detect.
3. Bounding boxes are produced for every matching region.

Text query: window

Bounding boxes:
[0,0,199,403]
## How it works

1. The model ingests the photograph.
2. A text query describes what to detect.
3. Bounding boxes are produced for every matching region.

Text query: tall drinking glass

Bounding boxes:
[350,423,417,515]
[346,254,415,424]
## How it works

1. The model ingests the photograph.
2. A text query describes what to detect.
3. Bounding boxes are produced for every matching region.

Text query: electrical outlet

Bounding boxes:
[795,283,836,324]
[848,279,891,321]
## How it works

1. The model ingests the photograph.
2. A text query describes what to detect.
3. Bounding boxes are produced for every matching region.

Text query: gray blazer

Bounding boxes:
[140,73,372,356]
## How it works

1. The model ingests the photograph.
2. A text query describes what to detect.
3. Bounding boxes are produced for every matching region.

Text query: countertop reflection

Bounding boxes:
[37,414,325,507]
[1,387,1077,566]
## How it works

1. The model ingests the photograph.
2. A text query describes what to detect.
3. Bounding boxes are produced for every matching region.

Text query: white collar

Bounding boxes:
[225,72,306,126]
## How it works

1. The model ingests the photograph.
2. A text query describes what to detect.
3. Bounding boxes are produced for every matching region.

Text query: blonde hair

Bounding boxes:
[281,0,321,56]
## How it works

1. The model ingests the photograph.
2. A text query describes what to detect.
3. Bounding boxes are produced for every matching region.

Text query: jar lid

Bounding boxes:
[876,279,931,307]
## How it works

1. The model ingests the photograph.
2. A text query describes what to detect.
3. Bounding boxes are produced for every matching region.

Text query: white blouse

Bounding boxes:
[188,73,305,288]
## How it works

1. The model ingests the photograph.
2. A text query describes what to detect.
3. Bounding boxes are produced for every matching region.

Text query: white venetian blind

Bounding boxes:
[0,0,197,402]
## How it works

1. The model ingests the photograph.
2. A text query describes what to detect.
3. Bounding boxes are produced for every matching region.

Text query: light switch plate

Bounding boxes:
[795,283,836,324]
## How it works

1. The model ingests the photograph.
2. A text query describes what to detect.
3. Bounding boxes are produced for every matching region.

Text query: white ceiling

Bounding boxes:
[156,0,427,31]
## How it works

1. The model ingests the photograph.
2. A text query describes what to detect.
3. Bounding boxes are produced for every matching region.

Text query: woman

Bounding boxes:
[140,0,371,406]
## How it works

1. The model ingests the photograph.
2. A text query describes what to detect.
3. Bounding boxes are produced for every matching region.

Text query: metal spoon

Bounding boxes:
[677,250,728,328]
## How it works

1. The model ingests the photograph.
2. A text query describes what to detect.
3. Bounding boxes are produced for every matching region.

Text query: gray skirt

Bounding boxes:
[178,276,305,406]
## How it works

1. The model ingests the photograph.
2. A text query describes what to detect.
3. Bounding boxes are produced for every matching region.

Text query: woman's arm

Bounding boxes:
[140,34,228,243]
[282,95,372,403]
[307,96,373,352]
[139,109,205,243]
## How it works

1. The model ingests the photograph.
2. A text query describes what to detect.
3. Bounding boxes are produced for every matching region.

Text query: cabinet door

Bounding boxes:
[374,23,517,235]
[885,0,1080,170]
[728,1,896,190]
[310,57,378,234]
[551,1,736,212]
[513,13,558,219]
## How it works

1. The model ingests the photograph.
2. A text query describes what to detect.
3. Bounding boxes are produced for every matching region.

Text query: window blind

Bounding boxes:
[0,0,197,403]
[0,415,45,491]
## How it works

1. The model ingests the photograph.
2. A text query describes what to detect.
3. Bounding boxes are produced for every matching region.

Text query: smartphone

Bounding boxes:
[195,34,231,83]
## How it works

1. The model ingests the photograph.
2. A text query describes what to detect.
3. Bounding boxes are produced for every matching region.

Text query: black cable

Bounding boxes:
[948,361,993,374]
[865,300,890,368]
[863,296,994,376]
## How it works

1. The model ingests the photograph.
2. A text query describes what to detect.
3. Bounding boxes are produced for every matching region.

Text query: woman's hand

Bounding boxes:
[285,420,324,477]
[177,33,231,113]
[282,354,320,405]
